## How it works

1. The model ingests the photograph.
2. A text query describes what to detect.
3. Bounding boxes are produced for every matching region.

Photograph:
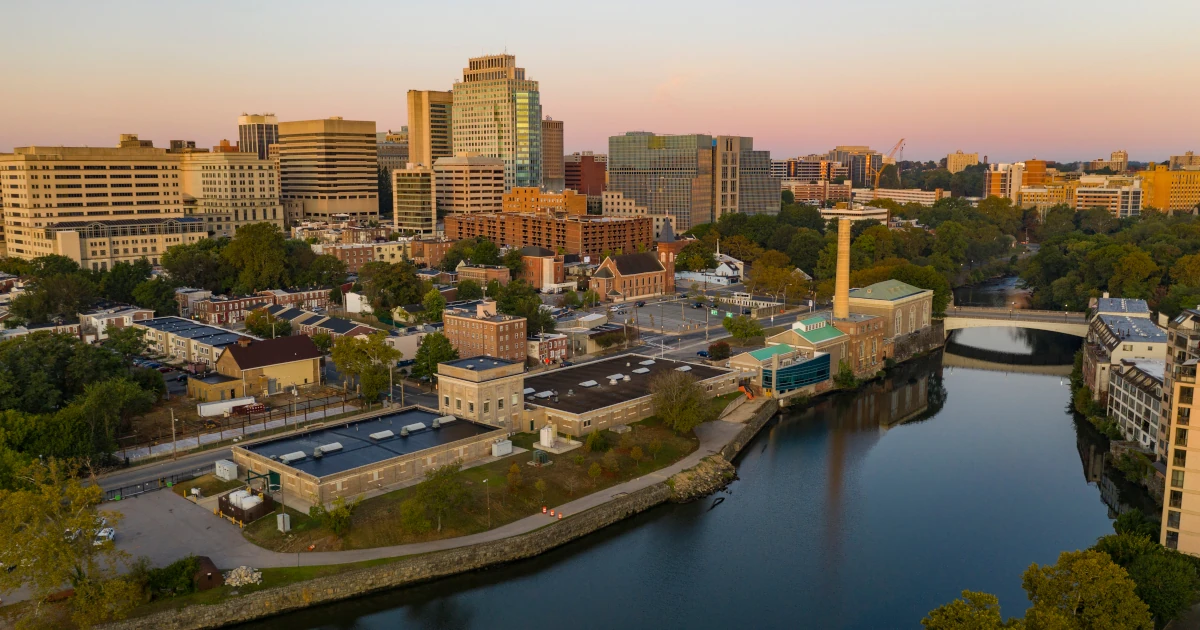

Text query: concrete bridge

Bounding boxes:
[943,306,1088,337]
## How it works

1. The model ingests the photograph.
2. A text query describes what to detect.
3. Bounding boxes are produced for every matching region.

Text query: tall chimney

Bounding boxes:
[834,217,851,320]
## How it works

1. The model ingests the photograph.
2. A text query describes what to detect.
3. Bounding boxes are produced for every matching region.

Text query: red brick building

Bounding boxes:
[442,300,528,363]
[444,212,651,260]
[589,252,668,303]
[456,264,511,287]
[258,288,332,311]
[565,153,606,196]
[527,332,569,364]
[412,239,455,269]
[519,246,565,290]
[193,295,269,325]
[326,243,374,273]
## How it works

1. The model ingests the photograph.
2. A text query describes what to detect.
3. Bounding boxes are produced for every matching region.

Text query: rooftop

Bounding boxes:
[522,354,729,415]
[136,317,253,347]
[1097,314,1167,345]
[748,344,797,362]
[1096,297,1151,315]
[848,280,929,301]
[224,336,323,370]
[241,407,499,477]
[795,325,846,344]
[442,356,519,371]
[1121,358,1165,383]
[609,253,664,276]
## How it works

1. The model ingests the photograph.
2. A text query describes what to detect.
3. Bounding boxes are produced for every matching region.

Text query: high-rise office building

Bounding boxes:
[1170,152,1200,171]
[433,153,505,216]
[984,162,1025,203]
[393,164,436,236]
[1140,165,1200,213]
[1088,150,1128,173]
[451,54,542,190]
[407,91,453,168]
[179,149,283,238]
[608,132,713,232]
[541,117,564,192]
[277,117,378,222]
[377,129,410,174]
[0,134,208,269]
[238,114,278,161]
[565,152,606,195]
[827,146,882,187]
[712,135,780,218]
[946,150,978,174]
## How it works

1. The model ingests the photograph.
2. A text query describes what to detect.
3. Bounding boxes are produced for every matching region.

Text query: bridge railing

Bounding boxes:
[946,306,1087,320]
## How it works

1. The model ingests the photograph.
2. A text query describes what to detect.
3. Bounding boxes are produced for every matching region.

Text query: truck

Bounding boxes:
[197,396,257,418]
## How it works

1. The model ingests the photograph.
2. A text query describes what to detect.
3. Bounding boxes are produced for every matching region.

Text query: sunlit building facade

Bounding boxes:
[451,54,542,189]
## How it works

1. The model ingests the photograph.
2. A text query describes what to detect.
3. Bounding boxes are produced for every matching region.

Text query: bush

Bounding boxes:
[399,498,431,534]
[708,341,731,361]
[584,431,608,453]
[137,555,200,599]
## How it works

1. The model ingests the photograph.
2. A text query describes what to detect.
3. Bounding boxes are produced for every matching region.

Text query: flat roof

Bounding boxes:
[1096,297,1150,314]
[241,408,498,478]
[442,356,519,370]
[848,279,929,301]
[523,354,730,415]
[1098,314,1166,344]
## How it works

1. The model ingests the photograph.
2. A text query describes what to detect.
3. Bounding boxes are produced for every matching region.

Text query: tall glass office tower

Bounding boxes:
[608,132,714,232]
[451,55,542,190]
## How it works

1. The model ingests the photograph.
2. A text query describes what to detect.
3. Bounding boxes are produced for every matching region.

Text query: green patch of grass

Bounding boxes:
[171,473,244,499]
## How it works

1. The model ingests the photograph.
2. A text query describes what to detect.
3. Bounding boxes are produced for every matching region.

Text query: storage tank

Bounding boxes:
[227,490,250,505]
[240,495,263,510]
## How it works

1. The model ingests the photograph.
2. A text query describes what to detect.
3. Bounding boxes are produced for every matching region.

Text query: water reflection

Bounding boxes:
[953,275,1031,309]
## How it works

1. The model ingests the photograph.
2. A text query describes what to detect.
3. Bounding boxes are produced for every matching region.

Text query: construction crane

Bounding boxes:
[871,138,907,190]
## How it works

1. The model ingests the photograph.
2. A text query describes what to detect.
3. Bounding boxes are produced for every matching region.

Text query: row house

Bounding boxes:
[77,304,156,340]
[192,295,268,325]
[258,288,331,311]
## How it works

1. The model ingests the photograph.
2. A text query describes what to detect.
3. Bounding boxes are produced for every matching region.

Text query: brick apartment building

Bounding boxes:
[444,212,651,260]
[520,246,565,290]
[412,239,455,269]
[456,263,511,287]
[327,243,375,273]
[192,288,332,325]
[442,300,528,363]
[564,153,606,196]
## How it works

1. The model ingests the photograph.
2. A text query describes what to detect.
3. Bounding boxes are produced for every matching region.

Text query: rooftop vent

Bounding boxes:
[535,391,553,399]
[606,373,625,381]
[523,387,536,395]
[437,415,456,425]
[400,427,410,437]
[369,430,394,441]
[579,380,598,388]
[316,442,343,455]
[632,367,650,374]
[279,451,306,464]
[403,422,427,433]
[639,359,655,366]
[676,365,692,372]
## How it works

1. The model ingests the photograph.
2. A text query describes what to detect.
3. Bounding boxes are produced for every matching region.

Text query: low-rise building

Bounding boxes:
[851,188,950,207]
[78,304,156,340]
[589,252,668,303]
[848,280,934,341]
[527,332,569,365]
[832,313,888,376]
[442,300,527,363]
[1108,359,1164,452]
[519,246,566,290]
[134,317,254,366]
[192,294,269,326]
[520,354,737,436]
[782,180,852,205]
[258,288,331,311]
[436,356,526,430]
[502,187,587,215]
[456,263,511,287]
[766,316,849,372]
[174,287,213,318]
[326,243,375,273]
[444,211,652,260]
[729,344,832,396]
[212,335,323,396]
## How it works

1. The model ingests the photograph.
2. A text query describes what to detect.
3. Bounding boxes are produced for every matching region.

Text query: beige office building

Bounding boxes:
[433,153,505,215]
[0,134,207,269]
[407,91,453,168]
[946,150,978,174]
[393,164,436,236]
[1074,175,1142,218]
[277,117,378,222]
[238,114,278,161]
[1170,152,1200,171]
[451,54,542,189]
[180,150,283,237]
[541,118,564,192]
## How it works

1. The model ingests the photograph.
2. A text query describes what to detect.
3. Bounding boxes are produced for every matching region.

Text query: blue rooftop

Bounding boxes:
[1096,298,1150,315]
[442,356,519,370]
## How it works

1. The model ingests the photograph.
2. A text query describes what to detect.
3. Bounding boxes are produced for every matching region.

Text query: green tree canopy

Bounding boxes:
[245,307,292,339]
[411,332,459,384]
[221,223,289,292]
[649,371,716,434]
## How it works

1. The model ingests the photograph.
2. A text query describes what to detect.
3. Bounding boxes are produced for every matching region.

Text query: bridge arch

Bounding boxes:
[942,307,1088,338]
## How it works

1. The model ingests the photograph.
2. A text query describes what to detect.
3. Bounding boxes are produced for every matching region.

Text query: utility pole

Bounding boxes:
[484,478,491,529]
[170,408,177,461]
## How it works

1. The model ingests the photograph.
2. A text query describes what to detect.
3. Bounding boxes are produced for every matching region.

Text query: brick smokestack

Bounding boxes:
[834,217,851,320]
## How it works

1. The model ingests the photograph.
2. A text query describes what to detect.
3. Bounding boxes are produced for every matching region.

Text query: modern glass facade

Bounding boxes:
[393,166,436,236]
[608,132,713,232]
[761,353,831,394]
[451,55,542,190]
[738,148,780,215]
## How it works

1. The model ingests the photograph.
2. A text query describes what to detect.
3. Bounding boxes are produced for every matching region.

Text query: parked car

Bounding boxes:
[635,300,646,307]
[174,374,188,382]
[561,361,574,367]
[697,350,710,358]
[157,366,174,373]
[93,528,116,546]
[692,302,704,309]
[742,308,753,315]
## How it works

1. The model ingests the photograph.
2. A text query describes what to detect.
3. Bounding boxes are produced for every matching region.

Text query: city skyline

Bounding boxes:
[2,0,1199,162]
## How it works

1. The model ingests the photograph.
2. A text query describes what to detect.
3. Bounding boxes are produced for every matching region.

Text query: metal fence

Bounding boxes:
[103,464,212,502]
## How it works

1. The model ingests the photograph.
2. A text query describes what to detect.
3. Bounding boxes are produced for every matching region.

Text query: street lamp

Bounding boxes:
[483,478,491,529]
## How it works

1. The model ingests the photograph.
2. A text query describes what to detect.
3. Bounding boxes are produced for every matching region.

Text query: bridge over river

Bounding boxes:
[943,306,1088,337]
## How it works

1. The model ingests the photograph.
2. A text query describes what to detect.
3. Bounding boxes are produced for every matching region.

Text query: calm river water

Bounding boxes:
[244,310,1152,629]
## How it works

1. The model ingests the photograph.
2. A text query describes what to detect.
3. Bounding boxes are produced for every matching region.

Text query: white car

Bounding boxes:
[93,527,116,546]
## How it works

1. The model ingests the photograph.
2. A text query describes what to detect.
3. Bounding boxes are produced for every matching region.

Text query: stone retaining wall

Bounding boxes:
[101,398,783,630]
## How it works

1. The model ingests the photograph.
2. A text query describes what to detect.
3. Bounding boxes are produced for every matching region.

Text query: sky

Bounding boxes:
[2,0,1199,163]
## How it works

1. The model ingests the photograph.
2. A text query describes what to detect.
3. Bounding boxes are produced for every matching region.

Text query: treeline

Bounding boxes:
[1020,207,1200,315]
[1,224,349,326]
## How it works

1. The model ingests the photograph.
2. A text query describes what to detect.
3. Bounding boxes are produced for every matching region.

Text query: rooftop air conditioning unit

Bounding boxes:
[316,442,343,455]
[369,430,394,441]
[404,422,427,433]
[279,451,307,464]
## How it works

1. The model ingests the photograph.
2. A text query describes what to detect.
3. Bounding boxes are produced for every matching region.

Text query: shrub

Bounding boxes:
[584,431,608,453]
[708,341,731,361]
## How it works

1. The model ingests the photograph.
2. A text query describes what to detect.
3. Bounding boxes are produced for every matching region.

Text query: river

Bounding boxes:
[243,316,1152,629]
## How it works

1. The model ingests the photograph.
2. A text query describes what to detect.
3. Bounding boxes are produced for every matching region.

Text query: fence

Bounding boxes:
[116,393,360,463]
[103,464,212,502]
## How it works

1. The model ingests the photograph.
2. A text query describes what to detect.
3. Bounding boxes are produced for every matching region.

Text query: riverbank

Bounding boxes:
[97,398,780,630]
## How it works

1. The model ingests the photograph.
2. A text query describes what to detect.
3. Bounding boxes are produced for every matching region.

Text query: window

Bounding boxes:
[469,402,475,413]
[1171,490,1184,509]
[1169,510,1182,529]
[455,398,461,410]
[1179,428,1189,448]
[498,397,504,410]
[1176,449,1188,468]
[1182,386,1195,405]
[1172,469,1186,488]
[1167,531,1180,549]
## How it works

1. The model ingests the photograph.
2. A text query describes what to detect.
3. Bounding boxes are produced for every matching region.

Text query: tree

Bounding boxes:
[330,332,401,399]
[308,495,362,537]
[100,259,152,304]
[587,462,602,486]
[456,279,484,301]
[0,332,126,415]
[221,223,289,292]
[0,459,137,629]
[708,341,731,361]
[1108,251,1159,300]
[506,462,523,494]
[422,288,447,323]
[399,497,432,534]
[161,239,227,292]
[834,360,857,388]
[9,273,99,325]
[311,332,333,353]
[1022,550,1152,629]
[132,277,179,316]
[650,371,716,434]
[602,450,620,474]
[358,260,426,312]
[722,315,763,340]
[417,462,466,532]
[630,446,644,469]
[558,290,583,309]
[648,438,663,461]
[503,249,524,275]
[301,254,349,289]
[412,332,459,384]
[1125,552,1200,626]
[781,190,795,205]
[102,325,148,365]
[245,307,292,339]
[470,239,502,266]
[921,590,1006,630]
[581,289,601,308]
[534,478,547,503]
[676,241,716,272]
[1112,509,1159,539]
[377,166,393,220]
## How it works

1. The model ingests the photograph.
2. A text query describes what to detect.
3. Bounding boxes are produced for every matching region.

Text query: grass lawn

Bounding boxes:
[243,415,700,552]
[171,473,244,499]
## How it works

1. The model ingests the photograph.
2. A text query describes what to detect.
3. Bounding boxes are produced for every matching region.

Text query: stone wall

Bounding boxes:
[892,320,945,363]
[102,398,784,630]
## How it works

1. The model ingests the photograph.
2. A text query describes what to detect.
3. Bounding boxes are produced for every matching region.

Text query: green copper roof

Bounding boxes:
[749,344,795,361]
[798,316,827,327]
[848,279,928,301]
[796,325,846,344]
